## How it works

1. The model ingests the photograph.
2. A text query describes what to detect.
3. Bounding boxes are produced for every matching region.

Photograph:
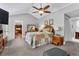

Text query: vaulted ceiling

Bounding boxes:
[0,3,72,19]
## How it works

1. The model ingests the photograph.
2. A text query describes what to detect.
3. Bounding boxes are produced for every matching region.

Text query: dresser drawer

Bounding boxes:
[0,43,3,47]
[0,46,4,53]
[0,39,3,44]
[0,41,3,48]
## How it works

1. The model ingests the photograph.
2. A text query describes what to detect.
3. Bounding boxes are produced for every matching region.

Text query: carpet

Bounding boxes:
[1,38,79,56]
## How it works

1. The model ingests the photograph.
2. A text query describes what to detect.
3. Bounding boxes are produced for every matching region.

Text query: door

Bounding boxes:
[75,20,79,39]
[15,24,22,39]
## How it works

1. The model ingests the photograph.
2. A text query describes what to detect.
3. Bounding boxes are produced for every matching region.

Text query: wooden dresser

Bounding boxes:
[52,35,64,46]
[0,30,7,55]
[0,30,4,54]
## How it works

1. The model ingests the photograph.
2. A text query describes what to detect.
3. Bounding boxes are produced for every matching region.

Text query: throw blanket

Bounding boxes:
[25,32,52,48]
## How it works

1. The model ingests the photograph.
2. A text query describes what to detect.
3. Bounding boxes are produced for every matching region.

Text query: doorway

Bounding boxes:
[75,20,79,39]
[15,24,22,39]
[69,18,79,42]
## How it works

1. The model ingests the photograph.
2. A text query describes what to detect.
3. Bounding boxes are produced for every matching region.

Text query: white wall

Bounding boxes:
[37,4,79,41]
[3,4,79,41]
[64,15,72,41]
[70,19,76,38]
[6,13,38,40]
[70,18,79,38]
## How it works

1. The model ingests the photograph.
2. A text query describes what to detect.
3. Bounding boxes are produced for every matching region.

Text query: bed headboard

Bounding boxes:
[43,25,55,35]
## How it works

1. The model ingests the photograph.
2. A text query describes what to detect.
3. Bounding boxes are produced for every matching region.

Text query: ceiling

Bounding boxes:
[66,9,79,18]
[0,3,72,18]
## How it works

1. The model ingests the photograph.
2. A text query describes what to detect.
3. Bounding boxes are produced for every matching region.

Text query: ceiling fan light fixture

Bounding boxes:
[38,10,44,15]
[32,4,51,16]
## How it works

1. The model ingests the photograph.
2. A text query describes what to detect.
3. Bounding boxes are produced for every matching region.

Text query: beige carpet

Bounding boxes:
[2,44,58,56]
[1,38,79,56]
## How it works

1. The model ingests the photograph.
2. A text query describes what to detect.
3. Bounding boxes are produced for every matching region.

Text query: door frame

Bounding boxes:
[15,24,22,38]
[14,20,23,39]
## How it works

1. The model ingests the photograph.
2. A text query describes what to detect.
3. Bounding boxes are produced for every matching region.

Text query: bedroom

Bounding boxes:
[0,3,79,56]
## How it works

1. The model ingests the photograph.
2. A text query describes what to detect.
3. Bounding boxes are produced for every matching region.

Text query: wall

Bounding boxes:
[6,13,38,40]
[64,14,72,41]
[70,19,76,38]
[3,4,79,41]
[70,18,79,38]
[37,4,79,41]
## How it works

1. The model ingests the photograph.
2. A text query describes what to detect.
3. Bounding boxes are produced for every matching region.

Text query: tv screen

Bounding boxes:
[0,8,9,24]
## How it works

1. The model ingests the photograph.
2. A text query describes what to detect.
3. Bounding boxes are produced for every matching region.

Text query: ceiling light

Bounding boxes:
[32,4,51,16]
[38,10,44,15]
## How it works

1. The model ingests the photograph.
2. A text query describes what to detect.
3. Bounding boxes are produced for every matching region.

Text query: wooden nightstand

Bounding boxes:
[52,35,64,46]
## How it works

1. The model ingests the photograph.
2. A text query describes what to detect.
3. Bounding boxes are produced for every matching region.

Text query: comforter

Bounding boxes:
[25,32,52,48]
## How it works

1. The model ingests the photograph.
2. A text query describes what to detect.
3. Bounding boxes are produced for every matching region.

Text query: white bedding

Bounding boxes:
[25,32,52,48]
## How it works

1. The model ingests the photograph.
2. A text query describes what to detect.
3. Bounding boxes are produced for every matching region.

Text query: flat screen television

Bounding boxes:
[0,8,9,25]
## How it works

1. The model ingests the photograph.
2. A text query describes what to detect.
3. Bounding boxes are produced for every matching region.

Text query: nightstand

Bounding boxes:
[52,35,64,45]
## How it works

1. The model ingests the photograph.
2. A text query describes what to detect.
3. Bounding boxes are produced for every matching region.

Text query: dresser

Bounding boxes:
[0,30,7,55]
[52,35,64,45]
[0,30,4,54]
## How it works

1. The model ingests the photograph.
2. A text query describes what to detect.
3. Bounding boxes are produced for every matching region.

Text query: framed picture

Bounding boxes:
[27,24,36,32]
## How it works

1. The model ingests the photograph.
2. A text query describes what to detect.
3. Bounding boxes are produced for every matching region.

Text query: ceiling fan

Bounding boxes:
[32,4,51,16]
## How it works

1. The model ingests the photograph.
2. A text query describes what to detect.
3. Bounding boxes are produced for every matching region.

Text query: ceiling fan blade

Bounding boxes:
[44,11,51,13]
[32,11,38,13]
[44,5,50,10]
[32,6,39,10]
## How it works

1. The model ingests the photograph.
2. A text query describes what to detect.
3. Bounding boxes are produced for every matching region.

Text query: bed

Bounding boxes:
[25,24,55,48]
[25,32,53,48]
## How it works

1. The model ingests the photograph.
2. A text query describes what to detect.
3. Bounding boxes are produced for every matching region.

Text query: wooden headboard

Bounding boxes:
[43,25,55,35]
